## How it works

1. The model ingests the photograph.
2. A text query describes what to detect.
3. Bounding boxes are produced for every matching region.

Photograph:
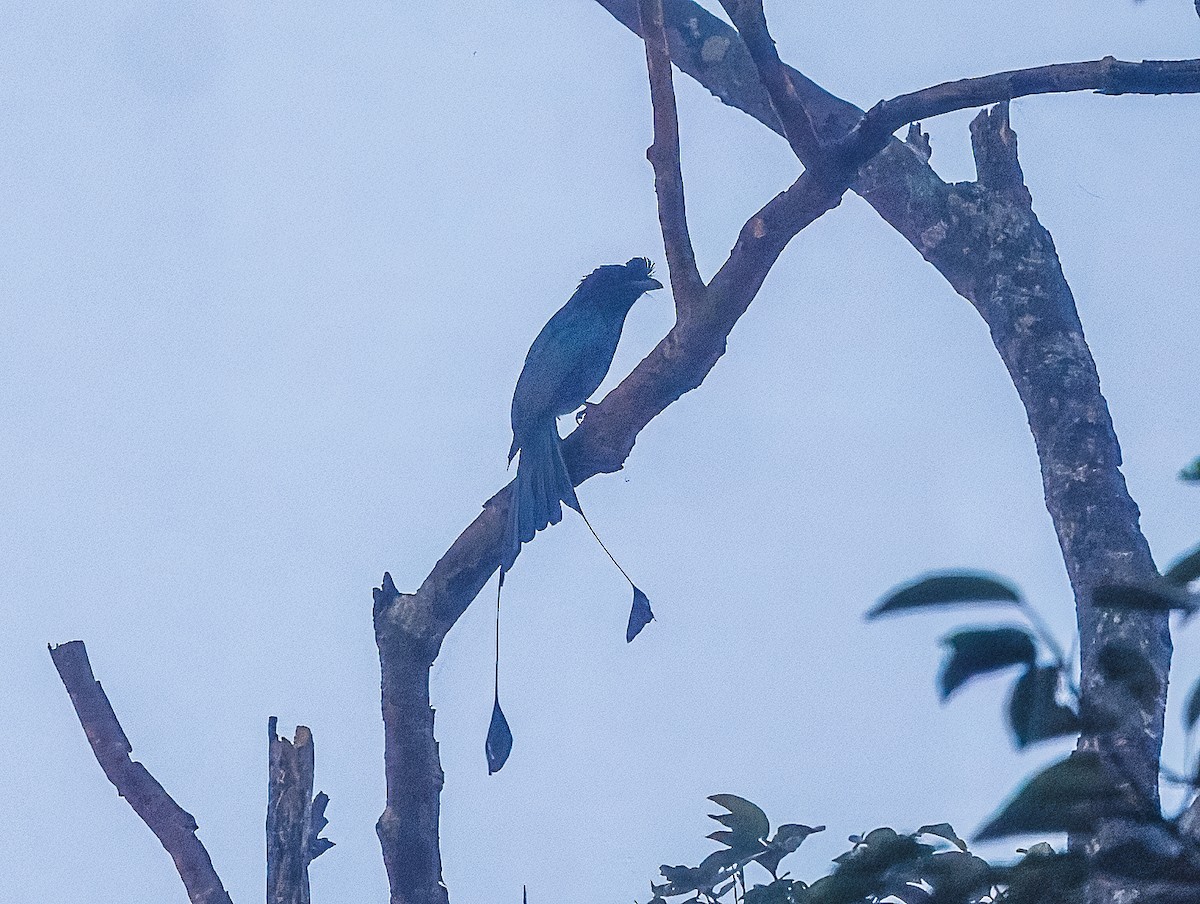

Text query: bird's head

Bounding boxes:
[577,258,664,307]
[621,257,663,293]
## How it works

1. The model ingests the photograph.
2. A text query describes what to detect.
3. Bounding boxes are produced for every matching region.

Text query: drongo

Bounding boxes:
[502,257,662,570]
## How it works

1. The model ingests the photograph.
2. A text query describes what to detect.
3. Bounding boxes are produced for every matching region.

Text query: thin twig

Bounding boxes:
[49,640,233,904]
[638,0,706,307]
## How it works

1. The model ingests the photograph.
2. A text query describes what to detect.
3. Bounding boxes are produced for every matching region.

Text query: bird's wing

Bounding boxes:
[510,304,597,438]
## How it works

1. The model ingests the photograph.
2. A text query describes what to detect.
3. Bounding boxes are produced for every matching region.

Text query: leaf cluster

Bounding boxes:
[642,800,1101,904]
[640,461,1200,904]
[867,572,1080,749]
[648,795,823,903]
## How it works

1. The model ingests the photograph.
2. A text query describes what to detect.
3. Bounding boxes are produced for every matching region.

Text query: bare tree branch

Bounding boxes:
[716,0,821,158]
[841,56,1200,157]
[595,0,860,145]
[638,0,706,306]
[372,131,846,904]
[596,0,1172,795]
[268,719,333,904]
[376,7,1192,896]
[374,576,447,904]
[959,103,1168,810]
[49,640,234,904]
[887,55,1199,117]
[722,1,1199,178]
[371,11,870,898]
[368,171,838,902]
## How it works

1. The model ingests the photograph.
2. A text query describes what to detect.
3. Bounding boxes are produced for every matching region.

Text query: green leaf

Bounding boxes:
[1183,678,1200,733]
[742,878,799,904]
[756,824,824,877]
[975,752,1135,841]
[708,794,770,844]
[916,822,967,851]
[922,850,992,900]
[1093,583,1194,614]
[939,627,1037,700]
[1180,456,1200,483]
[1009,666,1080,748]
[655,852,731,898]
[867,572,1021,619]
[706,830,739,848]
[1166,544,1200,588]
[1001,849,1088,904]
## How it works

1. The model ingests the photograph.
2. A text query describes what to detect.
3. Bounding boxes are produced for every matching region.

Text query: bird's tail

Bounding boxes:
[502,422,580,571]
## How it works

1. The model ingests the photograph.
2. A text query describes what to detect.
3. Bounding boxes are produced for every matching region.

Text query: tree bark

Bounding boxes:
[49,640,234,904]
[374,575,449,904]
[267,719,333,904]
[595,0,1173,814]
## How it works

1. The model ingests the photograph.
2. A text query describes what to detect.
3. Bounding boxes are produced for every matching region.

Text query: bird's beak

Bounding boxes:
[634,278,664,292]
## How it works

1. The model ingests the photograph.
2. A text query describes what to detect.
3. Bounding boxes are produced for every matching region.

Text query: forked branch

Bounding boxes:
[371,8,855,904]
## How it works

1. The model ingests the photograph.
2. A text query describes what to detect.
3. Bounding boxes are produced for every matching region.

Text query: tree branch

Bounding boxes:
[842,56,1200,157]
[49,640,234,904]
[379,7,1192,896]
[268,719,333,904]
[593,0,1173,829]
[638,0,706,306]
[716,0,821,158]
[371,17,864,896]
[374,575,447,904]
[959,104,1168,810]
[372,162,845,904]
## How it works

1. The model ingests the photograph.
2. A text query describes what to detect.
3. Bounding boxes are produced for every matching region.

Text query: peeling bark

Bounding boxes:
[267,719,333,904]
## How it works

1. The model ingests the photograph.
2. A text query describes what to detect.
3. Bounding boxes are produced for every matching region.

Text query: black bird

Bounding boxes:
[487,257,662,775]
[502,257,662,570]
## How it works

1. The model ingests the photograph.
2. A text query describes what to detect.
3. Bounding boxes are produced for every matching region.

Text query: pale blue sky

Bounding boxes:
[2,2,1198,902]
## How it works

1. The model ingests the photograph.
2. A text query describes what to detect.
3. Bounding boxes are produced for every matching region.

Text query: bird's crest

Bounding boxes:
[625,257,655,279]
[577,257,657,290]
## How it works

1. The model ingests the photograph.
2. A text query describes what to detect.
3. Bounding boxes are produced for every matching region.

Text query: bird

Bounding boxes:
[502,257,662,571]
[486,257,662,775]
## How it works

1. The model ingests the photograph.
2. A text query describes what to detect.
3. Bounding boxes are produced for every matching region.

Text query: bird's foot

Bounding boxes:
[574,403,591,425]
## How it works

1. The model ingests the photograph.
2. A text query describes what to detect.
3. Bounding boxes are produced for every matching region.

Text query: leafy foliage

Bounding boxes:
[1097,640,1161,707]
[1008,666,1079,749]
[1166,544,1200,588]
[975,752,1134,841]
[872,570,1081,748]
[641,801,1098,904]
[867,572,1021,619]
[938,627,1037,700]
[643,479,1200,904]
[1092,583,1195,616]
[649,795,823,902]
